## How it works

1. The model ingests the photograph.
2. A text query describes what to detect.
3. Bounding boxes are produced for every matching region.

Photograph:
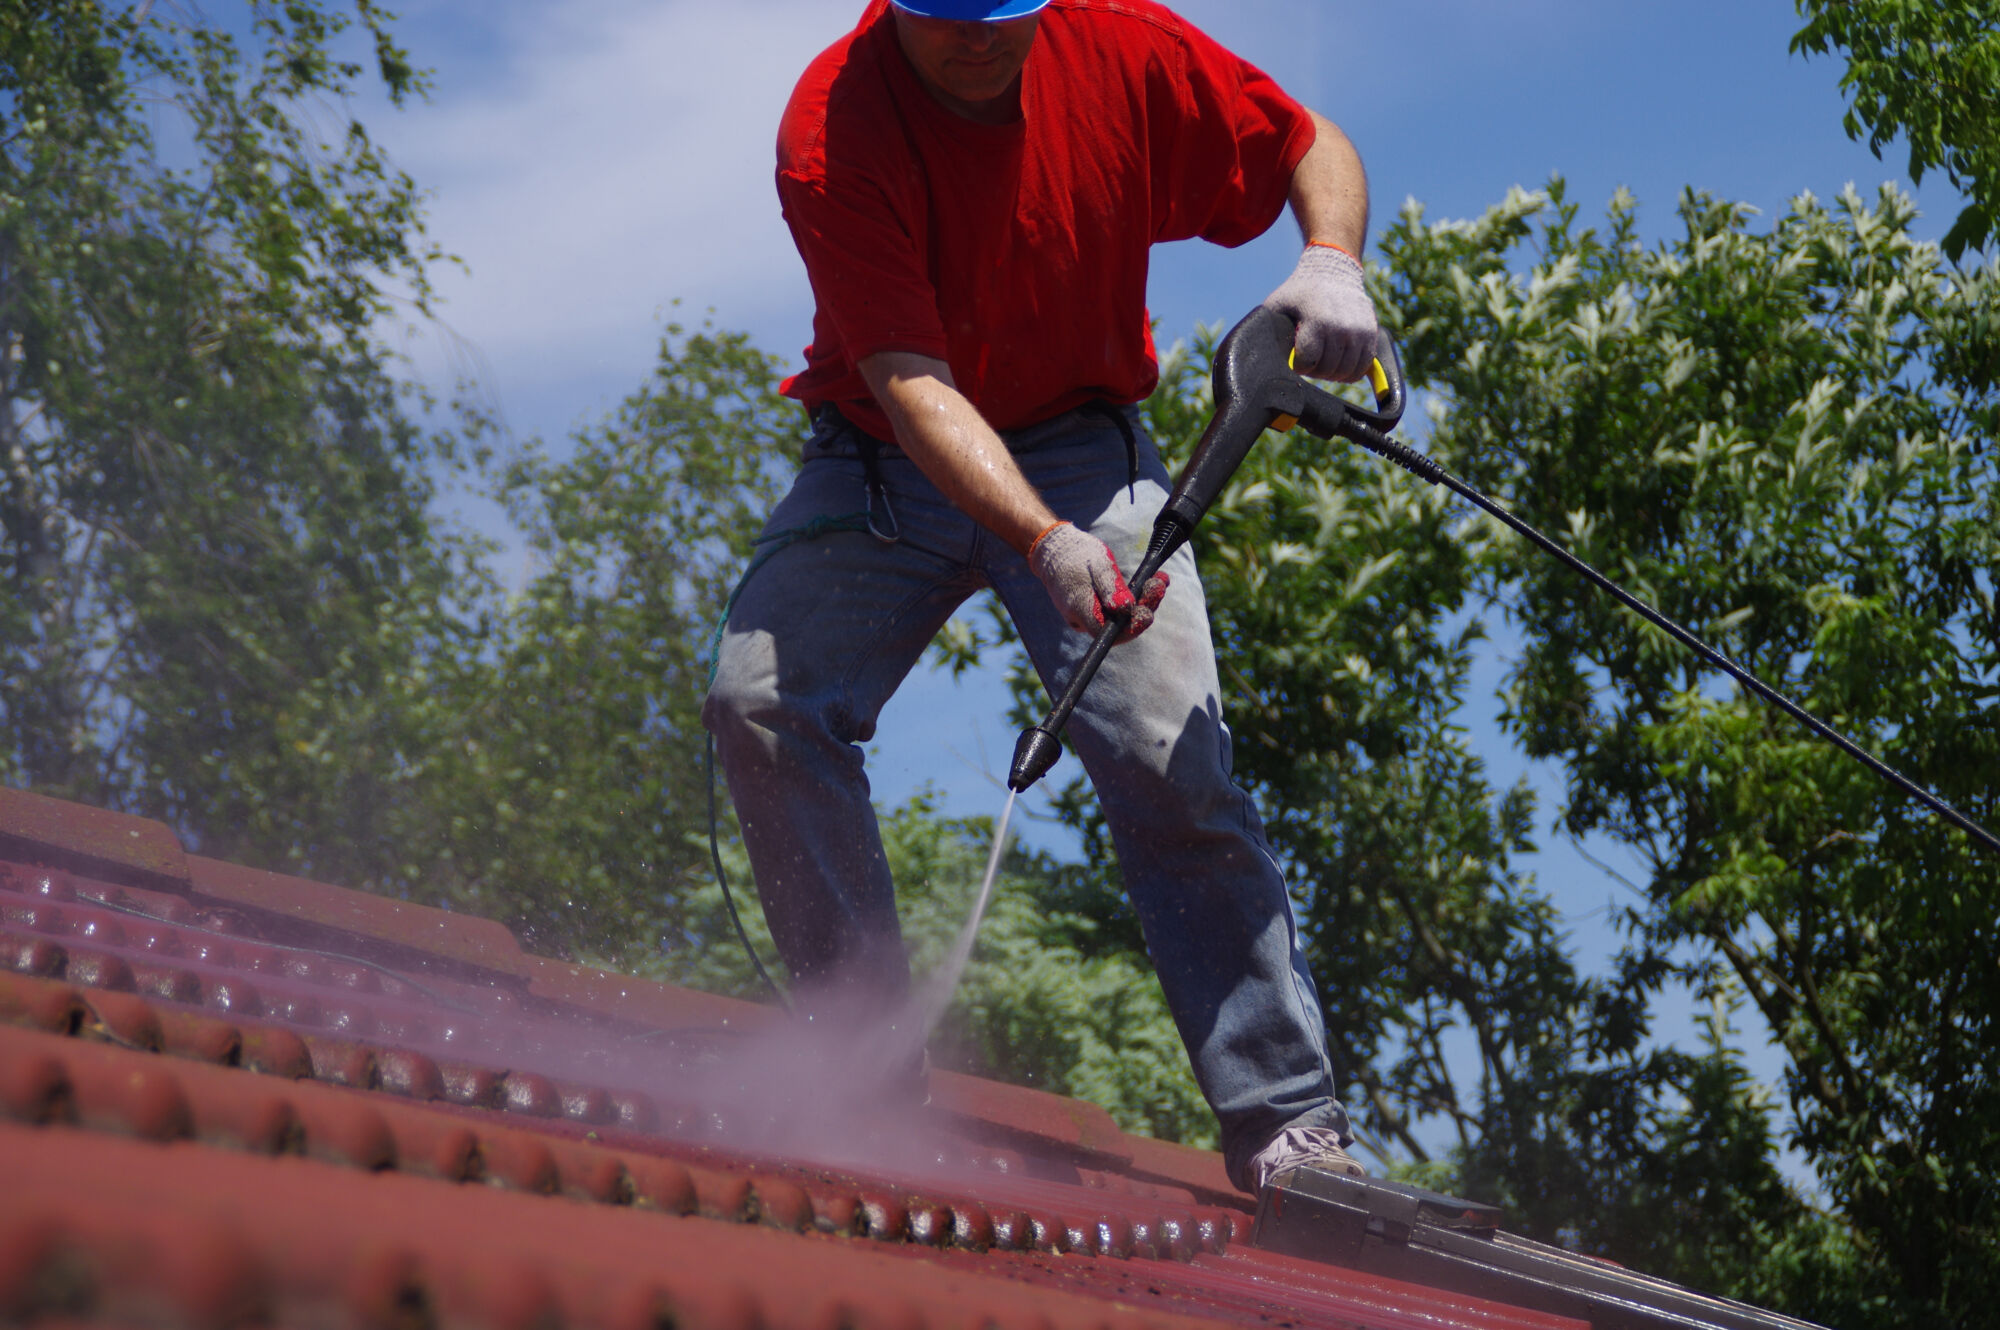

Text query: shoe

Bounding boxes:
[1249,1125,1365,1192]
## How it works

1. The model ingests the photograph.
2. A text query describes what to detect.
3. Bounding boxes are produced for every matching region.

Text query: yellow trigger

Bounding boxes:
[1369,359,1390,397]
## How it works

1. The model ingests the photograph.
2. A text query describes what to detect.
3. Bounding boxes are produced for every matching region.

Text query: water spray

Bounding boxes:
[908,790,1018,1047]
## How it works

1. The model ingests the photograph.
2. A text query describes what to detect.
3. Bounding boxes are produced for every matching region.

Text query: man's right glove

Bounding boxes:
[1262,241,1378,382]
[1028,521,1169,643]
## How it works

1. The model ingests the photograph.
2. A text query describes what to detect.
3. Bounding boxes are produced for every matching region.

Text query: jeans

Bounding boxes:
[702,403,1351,1188]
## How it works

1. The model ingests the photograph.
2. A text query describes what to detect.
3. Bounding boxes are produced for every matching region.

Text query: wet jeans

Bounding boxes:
[702,403,1352,1188]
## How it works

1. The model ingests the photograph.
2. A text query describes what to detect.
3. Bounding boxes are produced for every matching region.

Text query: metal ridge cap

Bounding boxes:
[184,854,533,988]
[521,955,776,1036]
[0,787,190,892]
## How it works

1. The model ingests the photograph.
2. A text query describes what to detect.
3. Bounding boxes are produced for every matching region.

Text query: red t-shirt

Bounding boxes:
[776,0,1315,440]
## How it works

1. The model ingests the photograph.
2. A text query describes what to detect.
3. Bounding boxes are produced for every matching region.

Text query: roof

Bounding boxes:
[0,785,1582,1330]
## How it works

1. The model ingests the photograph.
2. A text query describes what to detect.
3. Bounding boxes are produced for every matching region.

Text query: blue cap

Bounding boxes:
[890,0,1050,18]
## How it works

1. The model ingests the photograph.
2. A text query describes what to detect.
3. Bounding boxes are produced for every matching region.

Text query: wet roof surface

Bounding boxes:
[0,786,1583,1330]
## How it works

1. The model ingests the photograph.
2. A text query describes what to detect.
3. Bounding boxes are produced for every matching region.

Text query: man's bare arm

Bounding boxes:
[1262,108,1377,381]
[857,351,1057,555]
[855,350,1167,639]
[1288,109,1369,255]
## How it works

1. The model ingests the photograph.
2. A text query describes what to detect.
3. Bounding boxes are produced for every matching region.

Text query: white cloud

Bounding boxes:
[369,0,1426,438]
[356,0,1727,441]
[376,1,858,437]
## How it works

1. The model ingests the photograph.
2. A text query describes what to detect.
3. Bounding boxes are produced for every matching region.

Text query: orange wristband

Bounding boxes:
[1307,239,1359,261]
[1029,520,1067,556]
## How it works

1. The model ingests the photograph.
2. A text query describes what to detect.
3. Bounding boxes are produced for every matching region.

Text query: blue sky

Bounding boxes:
[369,0,1950,450]
[355,1,1956,1167]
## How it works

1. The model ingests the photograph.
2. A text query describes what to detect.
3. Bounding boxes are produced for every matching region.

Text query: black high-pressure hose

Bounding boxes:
[1337,417,2000,855]
[1009,305,2000,858]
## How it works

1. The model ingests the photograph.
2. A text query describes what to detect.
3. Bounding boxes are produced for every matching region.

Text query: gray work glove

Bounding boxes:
[1262,243,1378,382]
[1028,521,1169,643]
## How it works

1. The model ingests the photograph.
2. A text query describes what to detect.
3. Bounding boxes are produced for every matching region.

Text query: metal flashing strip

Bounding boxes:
[1253,1167,1832,1330]
[0,788,191,893]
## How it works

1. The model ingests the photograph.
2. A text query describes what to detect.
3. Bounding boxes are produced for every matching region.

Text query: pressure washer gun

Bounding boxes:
[1008,306,1411,792]
[1011,303,2000,856]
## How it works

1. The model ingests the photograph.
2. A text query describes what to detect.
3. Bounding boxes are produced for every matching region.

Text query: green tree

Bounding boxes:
[411,322,799,960]
[1379,177,2000,1327]
[0,0,482,877]
[1792,0,2000,260]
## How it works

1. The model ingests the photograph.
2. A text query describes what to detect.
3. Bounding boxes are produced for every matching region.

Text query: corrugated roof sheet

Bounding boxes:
[0,786,1582,1330]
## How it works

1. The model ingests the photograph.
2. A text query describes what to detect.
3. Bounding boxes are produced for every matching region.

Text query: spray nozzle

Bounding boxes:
[1008,724,1064,791]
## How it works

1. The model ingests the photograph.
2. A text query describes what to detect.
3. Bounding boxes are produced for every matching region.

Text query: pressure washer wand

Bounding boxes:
[1009,307,1407,791]
[1009,302,2000,855]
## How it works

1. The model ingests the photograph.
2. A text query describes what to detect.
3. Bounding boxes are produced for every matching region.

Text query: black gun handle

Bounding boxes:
[1007,304,1408,794]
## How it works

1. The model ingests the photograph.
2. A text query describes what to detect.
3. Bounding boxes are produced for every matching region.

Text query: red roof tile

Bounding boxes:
[0,787,1585,1330]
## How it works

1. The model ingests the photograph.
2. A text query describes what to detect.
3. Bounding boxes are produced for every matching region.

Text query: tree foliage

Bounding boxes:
[0,0,476,872]
[432,323,799,959]
[1793,0,2000,259]
[1379,177,2000,1327]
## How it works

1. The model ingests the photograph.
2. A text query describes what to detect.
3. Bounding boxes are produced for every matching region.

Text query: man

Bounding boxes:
[703,0,1378,1196]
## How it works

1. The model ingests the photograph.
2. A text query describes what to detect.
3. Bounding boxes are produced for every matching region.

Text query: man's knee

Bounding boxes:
[704,633,857,771]
[1081,709,1266,856]
[703,633,782,750]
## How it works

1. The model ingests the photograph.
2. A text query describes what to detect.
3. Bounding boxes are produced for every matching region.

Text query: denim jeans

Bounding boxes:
[702,403,1351,1188]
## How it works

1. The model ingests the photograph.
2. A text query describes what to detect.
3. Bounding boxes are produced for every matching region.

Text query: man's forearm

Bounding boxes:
[857,351,1057,554]
[1289,109,1368,255]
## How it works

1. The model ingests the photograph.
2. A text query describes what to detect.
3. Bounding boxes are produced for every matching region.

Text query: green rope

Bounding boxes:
[706,731,788,1009]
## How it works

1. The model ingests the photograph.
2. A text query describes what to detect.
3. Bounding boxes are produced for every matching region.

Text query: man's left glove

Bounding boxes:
[1029,521,1169,643]
[1262,242,1378,382]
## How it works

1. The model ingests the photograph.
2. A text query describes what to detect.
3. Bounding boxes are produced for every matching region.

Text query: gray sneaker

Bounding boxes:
[1249,1125,1366,1192]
